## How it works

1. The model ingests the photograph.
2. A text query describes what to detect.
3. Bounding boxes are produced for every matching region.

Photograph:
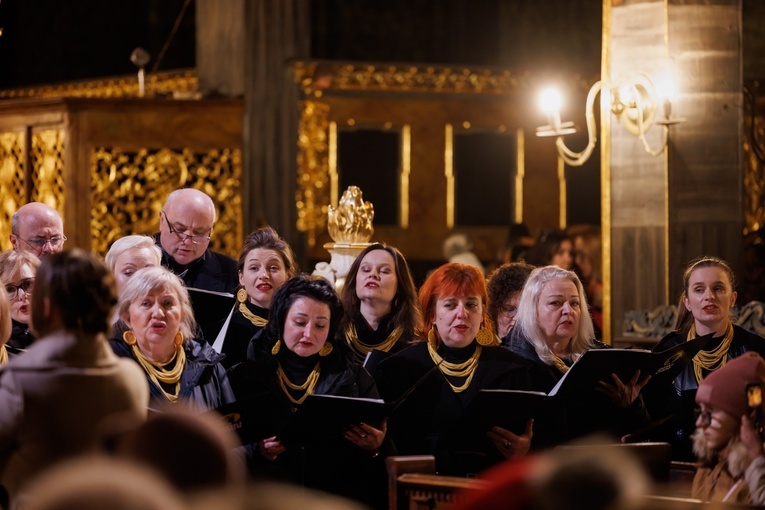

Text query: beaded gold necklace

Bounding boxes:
[131,345,186,403]
[688,322,734,383]
[427,341,481,393]
[0,345,8,365]
[345,323,403,363]
[239,302,268,328]
[276,362,321,405]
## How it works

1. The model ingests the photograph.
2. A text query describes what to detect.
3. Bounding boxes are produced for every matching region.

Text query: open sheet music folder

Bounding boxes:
[457,333,713,447]
[548,331,713,399]
[213,354,440,446]
[186,287,235,342]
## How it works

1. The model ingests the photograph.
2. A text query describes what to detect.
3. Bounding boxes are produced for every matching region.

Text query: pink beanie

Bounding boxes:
[696,351,765,418]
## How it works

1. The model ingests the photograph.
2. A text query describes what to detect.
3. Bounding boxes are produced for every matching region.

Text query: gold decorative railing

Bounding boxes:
[0,70,198,100]
[0,80,243,257]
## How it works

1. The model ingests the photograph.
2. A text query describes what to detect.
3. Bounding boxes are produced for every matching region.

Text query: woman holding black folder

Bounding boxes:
[644,256,765,460]
[228,274,388,508]
[340,243,422,366]
[215,227,297,368]
[376,262,535,476]
[507,265,650,442]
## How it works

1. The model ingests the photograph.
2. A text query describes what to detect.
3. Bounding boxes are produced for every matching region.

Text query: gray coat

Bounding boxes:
[0,331,148,500]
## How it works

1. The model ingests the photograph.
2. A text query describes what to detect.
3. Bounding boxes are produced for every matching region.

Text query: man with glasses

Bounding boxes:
[155,188,238,294]
[9,202,66,258]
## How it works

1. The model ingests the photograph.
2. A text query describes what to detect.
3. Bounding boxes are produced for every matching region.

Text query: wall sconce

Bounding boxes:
[536,75,685,166]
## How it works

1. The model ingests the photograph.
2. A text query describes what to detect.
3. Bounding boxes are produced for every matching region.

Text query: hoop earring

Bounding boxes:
[319,342,333,357]
[174,332,184,347]
[475,326,497,347]
[427,325,439,349]
[271,340,281,355]
[237,288,248,304]
[123,330,137,346]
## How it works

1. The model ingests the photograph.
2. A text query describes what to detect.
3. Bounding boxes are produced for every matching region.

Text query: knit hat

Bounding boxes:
[696,351,765,418]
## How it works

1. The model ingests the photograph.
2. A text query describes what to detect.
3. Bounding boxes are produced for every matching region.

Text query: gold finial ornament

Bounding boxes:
[327,186,374,244]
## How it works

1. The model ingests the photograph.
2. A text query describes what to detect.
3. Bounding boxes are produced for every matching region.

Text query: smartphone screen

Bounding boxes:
[748,383,764,439]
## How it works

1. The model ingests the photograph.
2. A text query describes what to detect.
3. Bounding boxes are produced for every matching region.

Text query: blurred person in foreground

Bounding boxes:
[0,249,148,502]
[691,351,765,504]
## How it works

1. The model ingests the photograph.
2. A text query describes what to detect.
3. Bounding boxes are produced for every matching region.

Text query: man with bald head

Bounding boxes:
[155,188,238,293]
[10,202,67,257]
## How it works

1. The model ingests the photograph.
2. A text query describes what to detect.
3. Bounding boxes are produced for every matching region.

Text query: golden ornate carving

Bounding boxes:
[90,146,242,256]
[0,70,198,100]
[0,132,26,250]
[327,186,374,244]
[744,108,765,235]
[294,61,534,97]
[30,129,65,213]
[296,100,330,247]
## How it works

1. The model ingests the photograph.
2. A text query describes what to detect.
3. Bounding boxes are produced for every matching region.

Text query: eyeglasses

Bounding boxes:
[695,408,712,427]
[18,235,67,250]
[161,212,212,245]
[5,278,34,300]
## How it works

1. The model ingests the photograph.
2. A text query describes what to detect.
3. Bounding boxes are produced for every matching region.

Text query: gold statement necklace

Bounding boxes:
[239,302,268,328]
[689,322,734,383]
[345,323,403,363]
[427,341,481,393]
[0,345,8,365]
[276,362,321,405]
[131,345,186,403]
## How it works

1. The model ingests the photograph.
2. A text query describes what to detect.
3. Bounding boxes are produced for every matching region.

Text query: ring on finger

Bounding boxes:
[361,434,368,439]
[503,441,511,449]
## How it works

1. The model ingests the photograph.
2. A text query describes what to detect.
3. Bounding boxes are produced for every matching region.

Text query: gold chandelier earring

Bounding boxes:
[174,332,184,347]
[271,340,281,355]
[319,342,333,357]
[475,325,498,346]
[123,331,137,346]
[237,288,249,304]
[427,324,439,350]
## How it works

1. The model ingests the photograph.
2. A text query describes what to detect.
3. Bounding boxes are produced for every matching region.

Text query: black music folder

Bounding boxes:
[187,287,235,342]
[547,332,714,399]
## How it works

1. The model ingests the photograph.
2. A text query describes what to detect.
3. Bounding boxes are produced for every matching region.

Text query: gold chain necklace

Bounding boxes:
[276,362,321,405]
[0,345,8,365]
[427,341,481,393]
[239,302,268,328]
[345,323,403,363]
[689,322,734,383]
[131,345,186,403]
[551,355,570,374]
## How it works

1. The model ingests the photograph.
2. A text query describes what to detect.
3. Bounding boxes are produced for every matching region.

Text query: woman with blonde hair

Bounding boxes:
[111,266,233,411]
[0,250,40,350]
[0,287,12,363]
[508,265,649,442]
[105,235,162,293]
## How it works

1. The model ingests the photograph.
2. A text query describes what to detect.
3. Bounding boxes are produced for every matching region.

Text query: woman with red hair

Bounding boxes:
[376,263,533,476]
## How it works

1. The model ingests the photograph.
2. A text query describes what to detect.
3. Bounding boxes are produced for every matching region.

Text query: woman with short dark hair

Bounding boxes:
[229,274,387,508]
